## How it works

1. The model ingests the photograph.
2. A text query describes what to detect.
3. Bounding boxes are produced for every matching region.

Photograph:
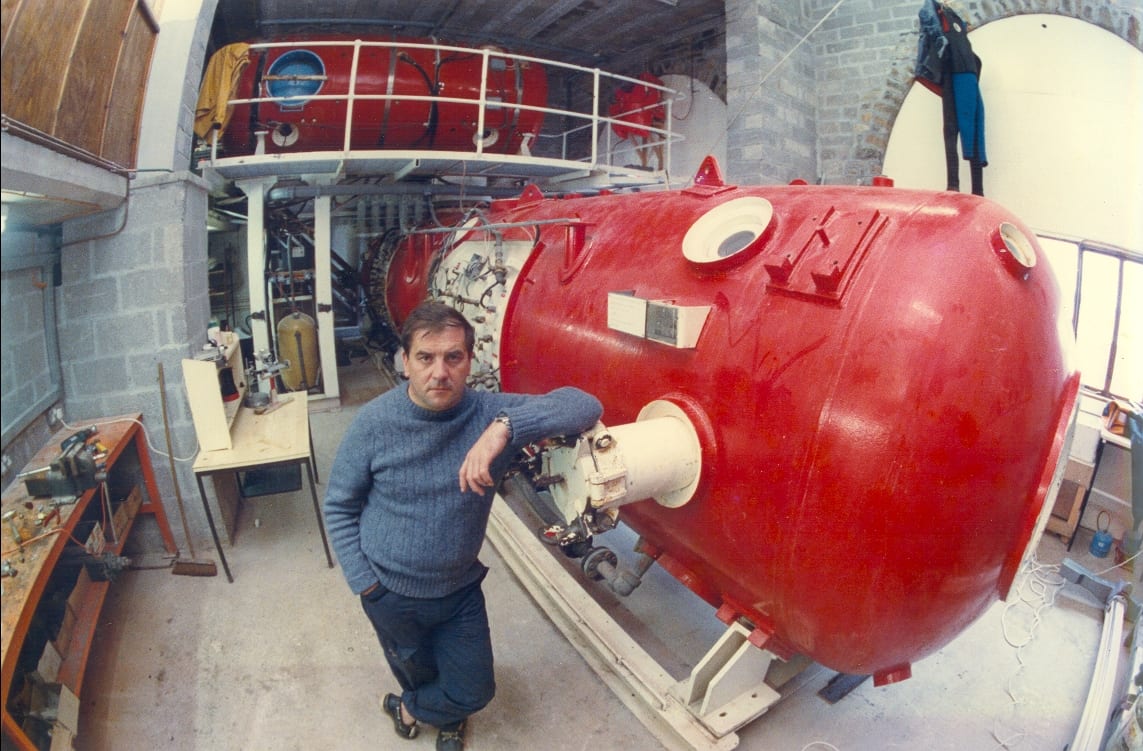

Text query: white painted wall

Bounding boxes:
[136,0,215,171]
[883,14,1143,253]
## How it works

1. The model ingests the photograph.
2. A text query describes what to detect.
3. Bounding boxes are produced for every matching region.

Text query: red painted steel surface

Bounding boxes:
[221,36,547,156]
[385,177,1078,681]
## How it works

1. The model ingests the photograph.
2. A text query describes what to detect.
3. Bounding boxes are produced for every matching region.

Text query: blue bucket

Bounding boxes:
[1090,510,1113,558]
[1090,530,1114,558]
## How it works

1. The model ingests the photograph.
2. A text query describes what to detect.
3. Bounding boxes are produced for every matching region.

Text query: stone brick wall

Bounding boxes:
[811,0,921,185]
[727,0,1142,186]
[725,0,820,184]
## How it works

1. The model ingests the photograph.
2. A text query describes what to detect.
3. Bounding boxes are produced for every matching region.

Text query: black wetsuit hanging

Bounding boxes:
[915,2,987,196]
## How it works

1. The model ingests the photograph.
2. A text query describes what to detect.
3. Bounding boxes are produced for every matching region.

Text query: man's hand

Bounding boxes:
[459,419,511,495]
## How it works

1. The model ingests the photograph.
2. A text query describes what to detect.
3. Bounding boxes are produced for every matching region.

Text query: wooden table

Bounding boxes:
[1,415,178,750]
[191,392,333,582]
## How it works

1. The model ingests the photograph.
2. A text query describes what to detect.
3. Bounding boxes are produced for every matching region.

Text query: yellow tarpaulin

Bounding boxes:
[194,43,251,142]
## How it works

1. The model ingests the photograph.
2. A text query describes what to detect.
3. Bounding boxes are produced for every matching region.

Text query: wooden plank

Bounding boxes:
[0,0,86,133]
[2,0,153,168]
[55,0,133,152]
[55,574,111,695]
[183,358,232,452]
[101,4,155,167]
[1,0,23,47]
[1047,479,1086,543]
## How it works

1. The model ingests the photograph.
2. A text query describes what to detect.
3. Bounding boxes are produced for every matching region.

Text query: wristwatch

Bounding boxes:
[494,412,512,438]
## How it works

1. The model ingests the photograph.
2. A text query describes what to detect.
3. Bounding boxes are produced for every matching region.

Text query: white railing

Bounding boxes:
[1036,230,1142,402]
[207,38,680,173]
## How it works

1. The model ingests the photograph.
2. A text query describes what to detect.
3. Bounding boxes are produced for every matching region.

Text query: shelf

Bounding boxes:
[2,419,177,750]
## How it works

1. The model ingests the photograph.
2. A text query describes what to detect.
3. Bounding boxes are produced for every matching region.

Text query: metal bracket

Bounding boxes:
[671,620,783,736]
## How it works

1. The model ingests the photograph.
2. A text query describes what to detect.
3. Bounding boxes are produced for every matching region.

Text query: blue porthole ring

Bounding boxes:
[266,49,325,106]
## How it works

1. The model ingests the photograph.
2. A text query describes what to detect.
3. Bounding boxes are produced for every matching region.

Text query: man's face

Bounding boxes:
[402,326,472,411]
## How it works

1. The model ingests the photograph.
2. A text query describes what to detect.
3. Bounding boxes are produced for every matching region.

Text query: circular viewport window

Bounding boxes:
[682,197,774,269]
[266,50,325,107]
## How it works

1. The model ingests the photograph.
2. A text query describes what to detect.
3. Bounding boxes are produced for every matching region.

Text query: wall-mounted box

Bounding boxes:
[607,292,710,349]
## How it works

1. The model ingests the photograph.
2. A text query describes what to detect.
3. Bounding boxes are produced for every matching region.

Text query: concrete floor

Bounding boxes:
[73,355,1136,751]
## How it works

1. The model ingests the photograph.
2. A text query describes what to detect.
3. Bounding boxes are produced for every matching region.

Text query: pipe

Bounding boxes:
[1071,595,1127,750]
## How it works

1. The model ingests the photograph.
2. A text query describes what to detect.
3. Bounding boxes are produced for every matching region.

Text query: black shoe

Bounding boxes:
[436,721,466,751]
[382,693,418,739]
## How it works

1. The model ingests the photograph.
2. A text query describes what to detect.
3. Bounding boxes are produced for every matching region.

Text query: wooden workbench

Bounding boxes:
[1,415,177,750]
[191,392,332,582]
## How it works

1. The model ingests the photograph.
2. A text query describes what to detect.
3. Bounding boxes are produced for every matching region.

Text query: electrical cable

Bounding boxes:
[992,554,1067,749]
[57,415,200,465]
[1091,549,1142,577]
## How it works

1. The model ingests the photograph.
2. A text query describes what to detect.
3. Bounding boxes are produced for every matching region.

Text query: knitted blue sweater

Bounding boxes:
[324,384,602,598]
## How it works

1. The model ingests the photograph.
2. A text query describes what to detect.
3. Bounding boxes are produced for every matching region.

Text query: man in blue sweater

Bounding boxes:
[324,301,603,751]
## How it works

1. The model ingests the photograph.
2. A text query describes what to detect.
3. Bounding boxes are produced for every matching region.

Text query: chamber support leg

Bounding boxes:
[672,621,783,736]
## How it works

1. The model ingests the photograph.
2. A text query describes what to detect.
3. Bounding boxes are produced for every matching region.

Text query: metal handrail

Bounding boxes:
[209,38,680,171]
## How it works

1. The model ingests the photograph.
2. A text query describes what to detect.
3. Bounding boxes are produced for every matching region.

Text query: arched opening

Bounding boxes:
[884,14,1141,252]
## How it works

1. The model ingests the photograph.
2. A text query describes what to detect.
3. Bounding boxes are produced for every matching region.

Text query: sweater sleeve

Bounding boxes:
[322,409,381,594]
[498,386,603,447]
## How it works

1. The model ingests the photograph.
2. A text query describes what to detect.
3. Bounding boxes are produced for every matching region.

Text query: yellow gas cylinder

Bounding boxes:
[277,311,319,391]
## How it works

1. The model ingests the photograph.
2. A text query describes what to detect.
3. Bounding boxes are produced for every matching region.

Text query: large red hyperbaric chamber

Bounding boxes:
[385,174,1078,683]
[221,35,548,156]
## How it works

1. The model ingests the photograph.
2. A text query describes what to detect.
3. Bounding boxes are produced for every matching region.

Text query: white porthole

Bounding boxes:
[992,222,1038,278]
[682,197,774,268]
[474,127,500,148]
[272,123,300,147]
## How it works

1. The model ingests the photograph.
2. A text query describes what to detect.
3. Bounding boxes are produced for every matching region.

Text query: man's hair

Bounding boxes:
[400,300,476,355]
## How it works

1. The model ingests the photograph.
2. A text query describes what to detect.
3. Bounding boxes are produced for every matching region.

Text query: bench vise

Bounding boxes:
[18,427,106,499]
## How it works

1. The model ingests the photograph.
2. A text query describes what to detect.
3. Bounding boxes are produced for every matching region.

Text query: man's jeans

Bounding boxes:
[361,577,495,727]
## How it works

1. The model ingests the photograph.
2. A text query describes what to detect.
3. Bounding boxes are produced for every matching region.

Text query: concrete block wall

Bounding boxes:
[55,174,212,545]
[0,237,63,488]
[1,264,54,428]
[727,0,1142,186]
[725,0,820,185]
[36,0,224,546]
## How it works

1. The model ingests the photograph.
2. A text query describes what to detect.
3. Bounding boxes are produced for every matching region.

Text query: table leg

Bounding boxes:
[305,459,333,568]
[309,427,320,485]
[1068,439,1106,552]
[196,473,234,582]
[133,431,179,554]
